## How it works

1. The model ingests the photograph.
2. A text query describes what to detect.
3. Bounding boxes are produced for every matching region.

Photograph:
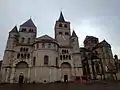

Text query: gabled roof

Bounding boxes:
[20,18,36,28]
[36,35,57,43]
[72,30,78,37]
[58,12,65,22]
[100,39,111,47]
[9,26,18,33]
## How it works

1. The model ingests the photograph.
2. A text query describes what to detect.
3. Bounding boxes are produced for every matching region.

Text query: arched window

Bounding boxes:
[69,55,71,60]
[31,29,33,32]
[23,48,26,52]
[24,54,26,58]
[20,47,23,52]
[26,48,28,52]
[64,24,67,28]
[28,38,30,43]
[44,55,49,65]
[66,50,69,53]
[17,53,20,58]
[21,54,23,58]
[63,55,65,60]
[60,55,62,60]
[21,37,24,43]
[29,29,31,32]
[59,23,62,27]
[65,32,69,35]
[27,54,30,58]
[66,55,68,60]
[22,28,26,32]
[33,57,36,66]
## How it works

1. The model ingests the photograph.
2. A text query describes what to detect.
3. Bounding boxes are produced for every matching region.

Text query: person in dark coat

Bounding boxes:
[19,73,24,84]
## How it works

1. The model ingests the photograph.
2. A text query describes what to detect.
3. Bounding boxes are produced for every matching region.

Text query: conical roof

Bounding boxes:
[20,18,36,28]
[58,12,65,22]
[9,26,18,33]
[72,30,78,37]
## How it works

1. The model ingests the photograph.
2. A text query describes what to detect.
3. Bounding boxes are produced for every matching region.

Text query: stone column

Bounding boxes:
[10,67,15,83]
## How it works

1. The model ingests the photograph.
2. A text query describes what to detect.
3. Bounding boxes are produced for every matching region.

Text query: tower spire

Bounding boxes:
[58,11,65,22]
[9,26,18,33]
[72,30,78,37]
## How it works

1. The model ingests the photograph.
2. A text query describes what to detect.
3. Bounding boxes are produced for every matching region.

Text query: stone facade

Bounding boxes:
[1,12,83,83]
[80,36,117,80]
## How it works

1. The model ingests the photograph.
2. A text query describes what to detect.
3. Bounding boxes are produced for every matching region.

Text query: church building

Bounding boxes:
[1,12,83,83]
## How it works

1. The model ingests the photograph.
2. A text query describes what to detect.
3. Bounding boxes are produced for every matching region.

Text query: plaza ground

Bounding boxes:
[0,81,120,90]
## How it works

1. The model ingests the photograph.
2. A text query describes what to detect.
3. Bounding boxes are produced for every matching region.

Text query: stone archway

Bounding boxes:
[61,62,72,82]
[15,61,28,83]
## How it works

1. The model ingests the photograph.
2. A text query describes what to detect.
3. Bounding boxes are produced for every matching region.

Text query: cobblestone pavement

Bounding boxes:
[0,81,120,90]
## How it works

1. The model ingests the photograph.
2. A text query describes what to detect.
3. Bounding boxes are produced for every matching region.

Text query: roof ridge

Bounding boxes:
[20,18,36,28]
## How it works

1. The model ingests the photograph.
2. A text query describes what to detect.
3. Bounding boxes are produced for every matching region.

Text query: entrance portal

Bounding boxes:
[15,61,28,83]
[61,62,71,82]
[64,75,68,82]
[19,73,24,84]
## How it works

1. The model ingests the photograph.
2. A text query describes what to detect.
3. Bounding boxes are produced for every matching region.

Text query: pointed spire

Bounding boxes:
[58,11,65,22]
[20,18,36,28]
[72,30,78,37]
[9,26,18,33]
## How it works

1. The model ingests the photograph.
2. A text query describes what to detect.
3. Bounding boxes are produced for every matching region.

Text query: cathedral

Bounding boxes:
[1,12,83,83]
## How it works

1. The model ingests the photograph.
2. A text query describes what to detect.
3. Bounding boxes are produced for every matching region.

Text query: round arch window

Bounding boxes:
[59,23,62,27]
[64,24,67,28]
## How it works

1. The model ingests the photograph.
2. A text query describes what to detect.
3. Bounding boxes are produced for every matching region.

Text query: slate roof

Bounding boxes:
[58,12,65,22]
[99,40,111,47]
[35,35,57,43]
[72,30,77,37]
[9,26,18,33]
[20,18,36,28]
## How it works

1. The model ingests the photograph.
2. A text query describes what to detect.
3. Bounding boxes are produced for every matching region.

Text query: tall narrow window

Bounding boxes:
[20,47,23,52]
[42,43,45,48]
[44,55,49,65]
[21,54,23,58]
[60,55,62,60]
[63,55,65,60]
[56,57,58,66]
[29,29,31,32]
[17,53,20,58]
[21,37,24,43]
[24,54,26,58]
[66,55,68,60]
[26,48,28,52]
[23,48,26,52]
[69,55,71,60]
[28,38,30,43]
[27,54,30,58]
[33,57,36,66]
[66,50,69,53]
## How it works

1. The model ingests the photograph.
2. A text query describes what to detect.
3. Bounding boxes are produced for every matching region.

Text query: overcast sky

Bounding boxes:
[0,0,120,60]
